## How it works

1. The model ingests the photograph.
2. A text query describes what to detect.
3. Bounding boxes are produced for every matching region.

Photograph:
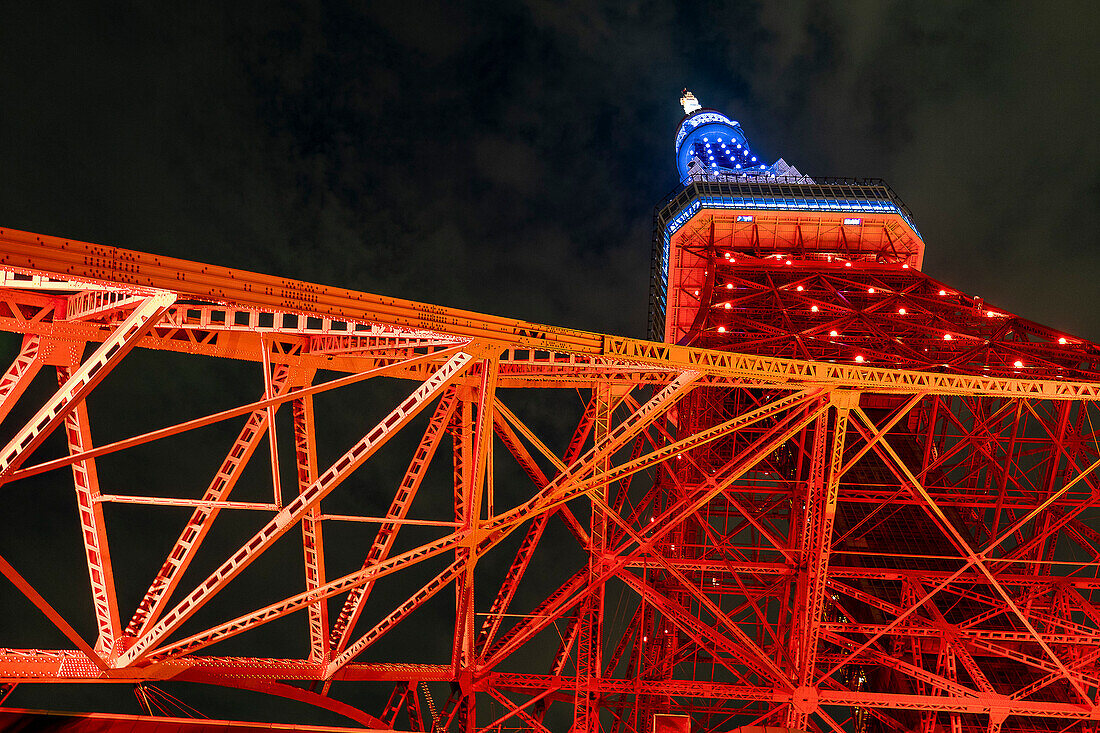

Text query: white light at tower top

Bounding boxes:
[680,89,702,114]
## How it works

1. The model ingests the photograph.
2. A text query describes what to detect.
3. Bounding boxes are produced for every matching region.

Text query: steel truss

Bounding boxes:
[0,229,1099,733]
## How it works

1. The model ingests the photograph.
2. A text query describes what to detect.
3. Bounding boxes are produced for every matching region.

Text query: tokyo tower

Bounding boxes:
[1,91,1099,733]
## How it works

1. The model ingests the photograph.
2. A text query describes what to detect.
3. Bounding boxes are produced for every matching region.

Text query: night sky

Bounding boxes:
[1,0,1098,723]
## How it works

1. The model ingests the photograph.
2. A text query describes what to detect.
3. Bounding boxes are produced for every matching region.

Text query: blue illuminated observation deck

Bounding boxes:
[649,90,925,340]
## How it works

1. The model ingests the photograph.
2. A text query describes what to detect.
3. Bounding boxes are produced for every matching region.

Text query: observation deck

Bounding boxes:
[650,176,926,341]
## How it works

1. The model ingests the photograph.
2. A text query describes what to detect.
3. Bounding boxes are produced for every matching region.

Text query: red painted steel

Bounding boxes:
[0,211,1098,733]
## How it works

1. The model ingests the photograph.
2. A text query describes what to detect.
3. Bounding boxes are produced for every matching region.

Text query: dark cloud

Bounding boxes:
[0,0,1096,720]
[3,2,1094,338]
[743,2,1100,336]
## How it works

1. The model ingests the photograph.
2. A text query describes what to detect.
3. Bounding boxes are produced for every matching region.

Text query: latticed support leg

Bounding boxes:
[292,386,329,663]
[434,688,462,733]
[787,391,851,731]
[451,356,498,732]
[406,680,426,731]
[941,646,962,733]
[573,381,613,733]
[450,396,474,732]
[259,340,286,509]
[56,360,120,656]
[908,583,932,733]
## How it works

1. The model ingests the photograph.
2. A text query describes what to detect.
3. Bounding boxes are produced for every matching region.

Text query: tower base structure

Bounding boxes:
[0,216,1098,732]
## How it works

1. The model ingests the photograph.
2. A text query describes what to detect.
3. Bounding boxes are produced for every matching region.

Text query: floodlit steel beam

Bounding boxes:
[786,392,851,729]
[484,397,824,672]
[124,365,294,637]
[5,228,1100,730]
[0,292,175,482]
[292,385,328,662]
[56,361,120,655]
[115,350,474,667]
[0,552,109,672]
[326,560,463,677]
[483,686,555,733]
[617,570,773,683]
[604,502,793,691]
[5,229,1100,399]
[329,387,458,654]
[142,531,467,662]
[492,399,589,542]
[853,405,1095,704]
[0,334,42,426]
[261,339,285,509]
[480,371,700,543]
[9,345,467,484]
[573,381,613,733]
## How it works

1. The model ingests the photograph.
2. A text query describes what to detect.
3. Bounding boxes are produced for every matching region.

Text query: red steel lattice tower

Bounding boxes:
[1,92,1100,733]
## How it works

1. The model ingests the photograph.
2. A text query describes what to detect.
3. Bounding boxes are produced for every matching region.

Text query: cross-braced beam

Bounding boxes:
[115,350,474,667]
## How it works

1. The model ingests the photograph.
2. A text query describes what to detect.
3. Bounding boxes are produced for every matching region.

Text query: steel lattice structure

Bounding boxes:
[2,96,1100,733]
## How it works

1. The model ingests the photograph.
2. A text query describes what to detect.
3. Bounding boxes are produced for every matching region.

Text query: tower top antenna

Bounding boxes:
[680,89,701,114]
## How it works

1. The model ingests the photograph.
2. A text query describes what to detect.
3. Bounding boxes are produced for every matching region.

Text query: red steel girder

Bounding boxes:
[1,229,1100,733]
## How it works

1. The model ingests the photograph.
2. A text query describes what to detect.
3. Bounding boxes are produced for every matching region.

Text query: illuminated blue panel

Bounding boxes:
[674,111,753,180]
[689,139,758,173]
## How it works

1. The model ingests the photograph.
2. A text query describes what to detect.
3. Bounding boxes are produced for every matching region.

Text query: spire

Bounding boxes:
[673,94,805,183]
[679,89,701,115]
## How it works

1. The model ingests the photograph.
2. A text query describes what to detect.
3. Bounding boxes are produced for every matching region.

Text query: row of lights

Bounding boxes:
[745,257,896,269]
[712,308,1046,360]
[717,252,916,269]
[708,323,1032,369]
[708,307,1048,367]
[708,333,1030,368]
[713,279,1029,320]
[699,271,1074,358]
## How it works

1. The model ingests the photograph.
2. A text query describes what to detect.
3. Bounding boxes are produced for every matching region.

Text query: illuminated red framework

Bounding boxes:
[0,218,1099,733]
